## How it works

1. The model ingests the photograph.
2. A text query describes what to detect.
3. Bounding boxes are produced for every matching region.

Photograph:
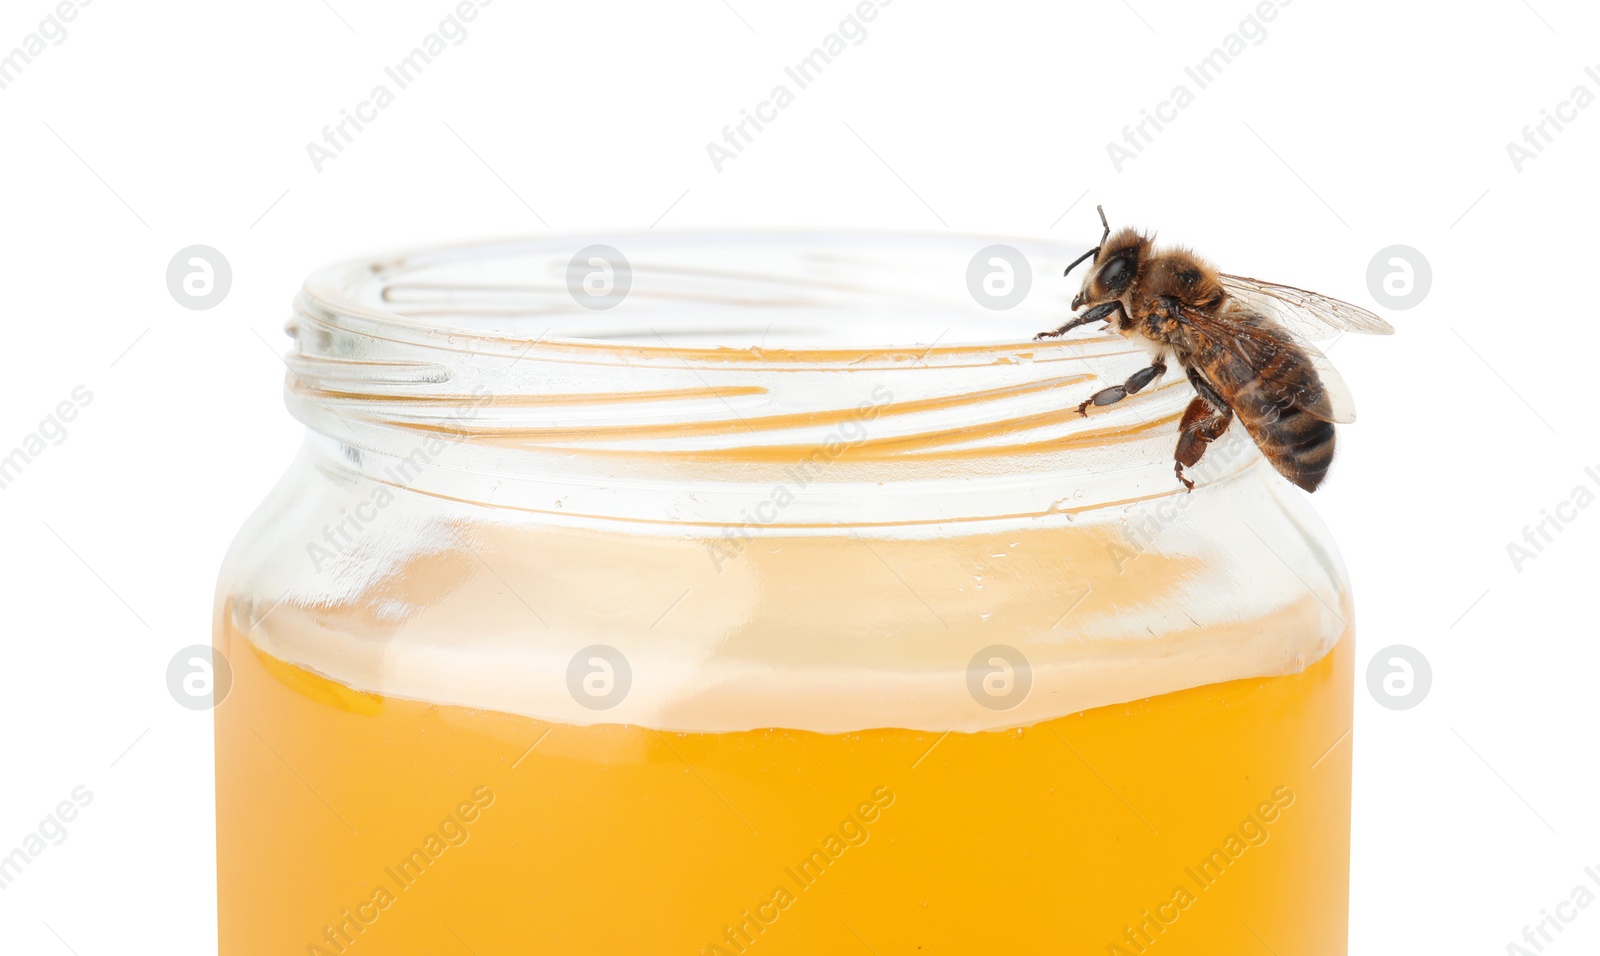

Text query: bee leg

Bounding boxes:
[1035,302,1124,340]
[1076,360,1166,415]
[1174,396,1234,491]
[1035,320,1082,340]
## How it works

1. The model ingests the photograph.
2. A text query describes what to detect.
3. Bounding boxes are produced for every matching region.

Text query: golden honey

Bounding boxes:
[216,617,1350,955]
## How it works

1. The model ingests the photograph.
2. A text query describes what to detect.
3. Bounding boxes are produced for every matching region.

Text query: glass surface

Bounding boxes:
[215,232,1354,954]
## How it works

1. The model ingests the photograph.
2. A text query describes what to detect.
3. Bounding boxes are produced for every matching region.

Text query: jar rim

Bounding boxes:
[299,228,1107,361]
[282,230,1255,526]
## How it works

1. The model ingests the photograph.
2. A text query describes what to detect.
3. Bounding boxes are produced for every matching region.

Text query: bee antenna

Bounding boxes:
[1063,205,1112,277]
[1063,245,1099,278]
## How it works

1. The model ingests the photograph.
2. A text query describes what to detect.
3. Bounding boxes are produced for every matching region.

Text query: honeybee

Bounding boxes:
[1037,206,1393,492]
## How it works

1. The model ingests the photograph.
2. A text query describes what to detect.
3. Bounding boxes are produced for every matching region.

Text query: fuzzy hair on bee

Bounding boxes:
[1036,206,1393,492]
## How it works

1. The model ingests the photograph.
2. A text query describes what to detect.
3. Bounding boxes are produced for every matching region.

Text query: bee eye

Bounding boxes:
[1099,256,1133,294]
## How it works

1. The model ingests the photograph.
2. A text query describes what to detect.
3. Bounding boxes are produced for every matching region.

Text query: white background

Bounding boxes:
[1,0,1596,952]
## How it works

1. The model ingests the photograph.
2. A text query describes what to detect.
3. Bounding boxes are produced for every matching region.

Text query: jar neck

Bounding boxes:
[285,231,1263,528]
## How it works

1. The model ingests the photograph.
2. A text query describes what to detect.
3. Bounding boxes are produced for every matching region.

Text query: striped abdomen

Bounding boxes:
[1188,327,1338,492]
[1236,385,1336,491]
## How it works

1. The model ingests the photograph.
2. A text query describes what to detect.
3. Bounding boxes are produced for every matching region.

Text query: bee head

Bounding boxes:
[1064,206,1149,314]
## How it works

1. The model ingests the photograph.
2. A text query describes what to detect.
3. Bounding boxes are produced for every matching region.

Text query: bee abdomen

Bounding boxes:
[1241,400,1335,492]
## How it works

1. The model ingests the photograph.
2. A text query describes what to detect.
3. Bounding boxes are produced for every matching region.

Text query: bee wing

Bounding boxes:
[1219,274,1395,340]
[1178,305,1359,424]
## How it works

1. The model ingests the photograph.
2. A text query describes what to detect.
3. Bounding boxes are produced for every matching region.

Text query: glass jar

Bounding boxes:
[214,232,1353,955]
